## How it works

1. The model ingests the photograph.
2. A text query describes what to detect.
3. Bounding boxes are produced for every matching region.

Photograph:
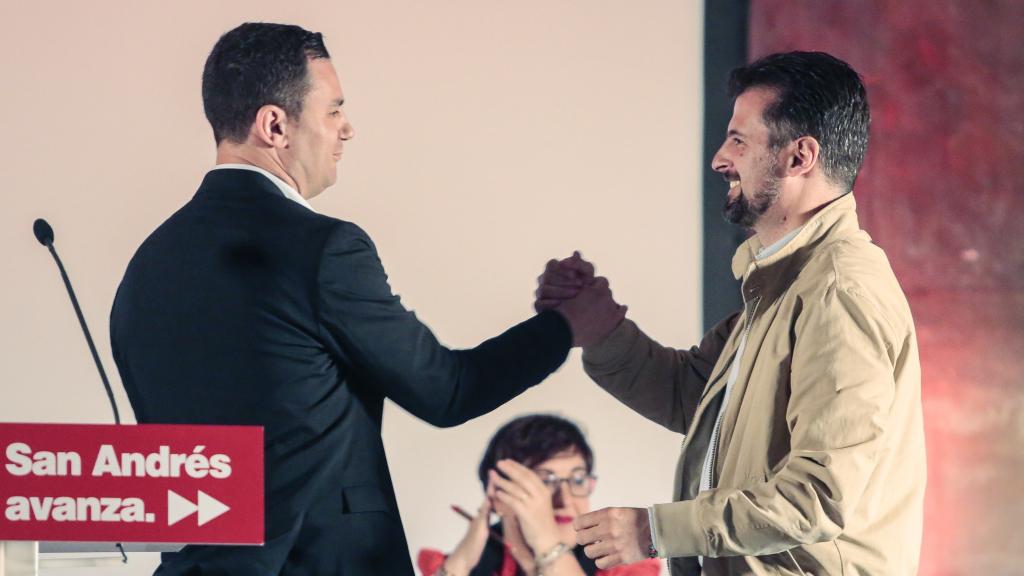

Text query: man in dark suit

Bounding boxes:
[110,23,625,575]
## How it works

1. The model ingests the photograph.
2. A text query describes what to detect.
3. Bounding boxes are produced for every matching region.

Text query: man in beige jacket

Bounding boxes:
[536,52,926,575]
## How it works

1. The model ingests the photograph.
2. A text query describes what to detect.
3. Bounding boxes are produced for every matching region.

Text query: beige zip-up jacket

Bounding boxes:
[583,194,925,575]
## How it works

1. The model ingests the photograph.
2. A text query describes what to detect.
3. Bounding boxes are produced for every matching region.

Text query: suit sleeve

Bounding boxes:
[315,222,571,427]
[581,314,739,434]
[649,285,898,558]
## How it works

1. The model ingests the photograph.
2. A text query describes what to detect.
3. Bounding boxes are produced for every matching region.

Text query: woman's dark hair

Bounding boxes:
[728,51,871,192]
[477,414,593,489]
[202,22,330,144]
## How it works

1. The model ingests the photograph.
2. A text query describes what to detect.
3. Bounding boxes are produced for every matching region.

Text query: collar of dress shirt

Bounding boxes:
[210,163,315,212]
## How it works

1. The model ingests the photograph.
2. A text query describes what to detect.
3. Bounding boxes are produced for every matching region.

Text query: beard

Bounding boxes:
[722,166,781,229]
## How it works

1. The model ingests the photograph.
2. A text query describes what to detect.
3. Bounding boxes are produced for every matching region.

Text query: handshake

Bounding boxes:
[533,252,628,348]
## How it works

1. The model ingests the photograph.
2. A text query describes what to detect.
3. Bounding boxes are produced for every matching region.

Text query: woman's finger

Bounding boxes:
[489,469,530,502]
[472,498,491,526]
[496,459,547,494]
[493,486,527,518]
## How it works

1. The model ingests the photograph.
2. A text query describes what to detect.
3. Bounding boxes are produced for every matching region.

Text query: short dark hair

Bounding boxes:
[729,51,870,191]
[202,23,330,144]
[477,414,593,489]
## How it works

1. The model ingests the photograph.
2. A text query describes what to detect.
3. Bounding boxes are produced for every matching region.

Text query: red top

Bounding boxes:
[417,547,661,576]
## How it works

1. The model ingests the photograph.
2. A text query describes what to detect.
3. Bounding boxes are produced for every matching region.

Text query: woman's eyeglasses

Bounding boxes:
[536,471,596,497]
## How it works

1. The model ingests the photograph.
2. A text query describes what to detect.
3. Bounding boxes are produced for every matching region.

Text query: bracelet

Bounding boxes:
[647,542,659,558]
[534,542,569,575]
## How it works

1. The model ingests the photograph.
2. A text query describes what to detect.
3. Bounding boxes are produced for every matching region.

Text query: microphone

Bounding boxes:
[33,218,122,425]
[33,219,54,247]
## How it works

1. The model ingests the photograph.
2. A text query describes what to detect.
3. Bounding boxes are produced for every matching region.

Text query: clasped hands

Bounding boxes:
[533,251,627,347]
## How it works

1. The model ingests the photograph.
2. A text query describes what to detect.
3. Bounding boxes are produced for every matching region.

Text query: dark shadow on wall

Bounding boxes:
[702,0,749,329]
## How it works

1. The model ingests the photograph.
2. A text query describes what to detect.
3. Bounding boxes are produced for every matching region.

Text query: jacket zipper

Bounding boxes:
[708,292,760,489]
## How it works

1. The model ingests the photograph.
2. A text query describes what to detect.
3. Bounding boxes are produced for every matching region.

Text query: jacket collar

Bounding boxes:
[210,164,314,211]
[730,192,865,298]
[195,167,291,202]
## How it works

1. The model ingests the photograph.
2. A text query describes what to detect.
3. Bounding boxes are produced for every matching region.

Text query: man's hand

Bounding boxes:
[534,251,595,313]
[555,277,626,347]
[574,507,652,569]
[534,251,625,347]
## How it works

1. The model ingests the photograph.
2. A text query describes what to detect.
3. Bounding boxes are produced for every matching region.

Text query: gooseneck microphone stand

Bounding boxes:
[32,218,126,562]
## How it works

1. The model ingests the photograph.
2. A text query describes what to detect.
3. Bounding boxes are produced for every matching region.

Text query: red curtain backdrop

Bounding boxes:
[747,2,1024,574]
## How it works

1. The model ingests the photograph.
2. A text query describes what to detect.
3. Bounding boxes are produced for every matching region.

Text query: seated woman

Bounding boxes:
[418,414,660,576]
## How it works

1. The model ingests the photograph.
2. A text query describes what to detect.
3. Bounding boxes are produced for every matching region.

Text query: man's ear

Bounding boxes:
[785,136,820,177]
[251,104,290,148]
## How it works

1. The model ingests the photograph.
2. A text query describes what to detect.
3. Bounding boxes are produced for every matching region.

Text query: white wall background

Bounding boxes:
[0,1,704,574]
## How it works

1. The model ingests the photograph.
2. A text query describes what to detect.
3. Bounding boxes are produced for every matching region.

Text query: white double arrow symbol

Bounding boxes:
[167,490,230,527]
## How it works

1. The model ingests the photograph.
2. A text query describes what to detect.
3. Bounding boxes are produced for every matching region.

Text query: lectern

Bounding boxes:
[0,423,263,576]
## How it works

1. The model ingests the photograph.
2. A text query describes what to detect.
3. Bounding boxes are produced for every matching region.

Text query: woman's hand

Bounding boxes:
[489,459,563,555]
[442,498,491,575]
[496,507,537,575]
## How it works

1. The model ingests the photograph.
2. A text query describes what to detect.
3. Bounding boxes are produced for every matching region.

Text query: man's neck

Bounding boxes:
[754,186,844,247]
[754,213,809,248]
[215,147,302,197]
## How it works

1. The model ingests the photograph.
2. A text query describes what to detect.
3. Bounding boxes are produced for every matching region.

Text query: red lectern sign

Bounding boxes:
[0,423,263,545]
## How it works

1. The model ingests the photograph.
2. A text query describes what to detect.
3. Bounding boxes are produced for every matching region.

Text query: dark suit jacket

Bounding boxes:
[110,169,571,575]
